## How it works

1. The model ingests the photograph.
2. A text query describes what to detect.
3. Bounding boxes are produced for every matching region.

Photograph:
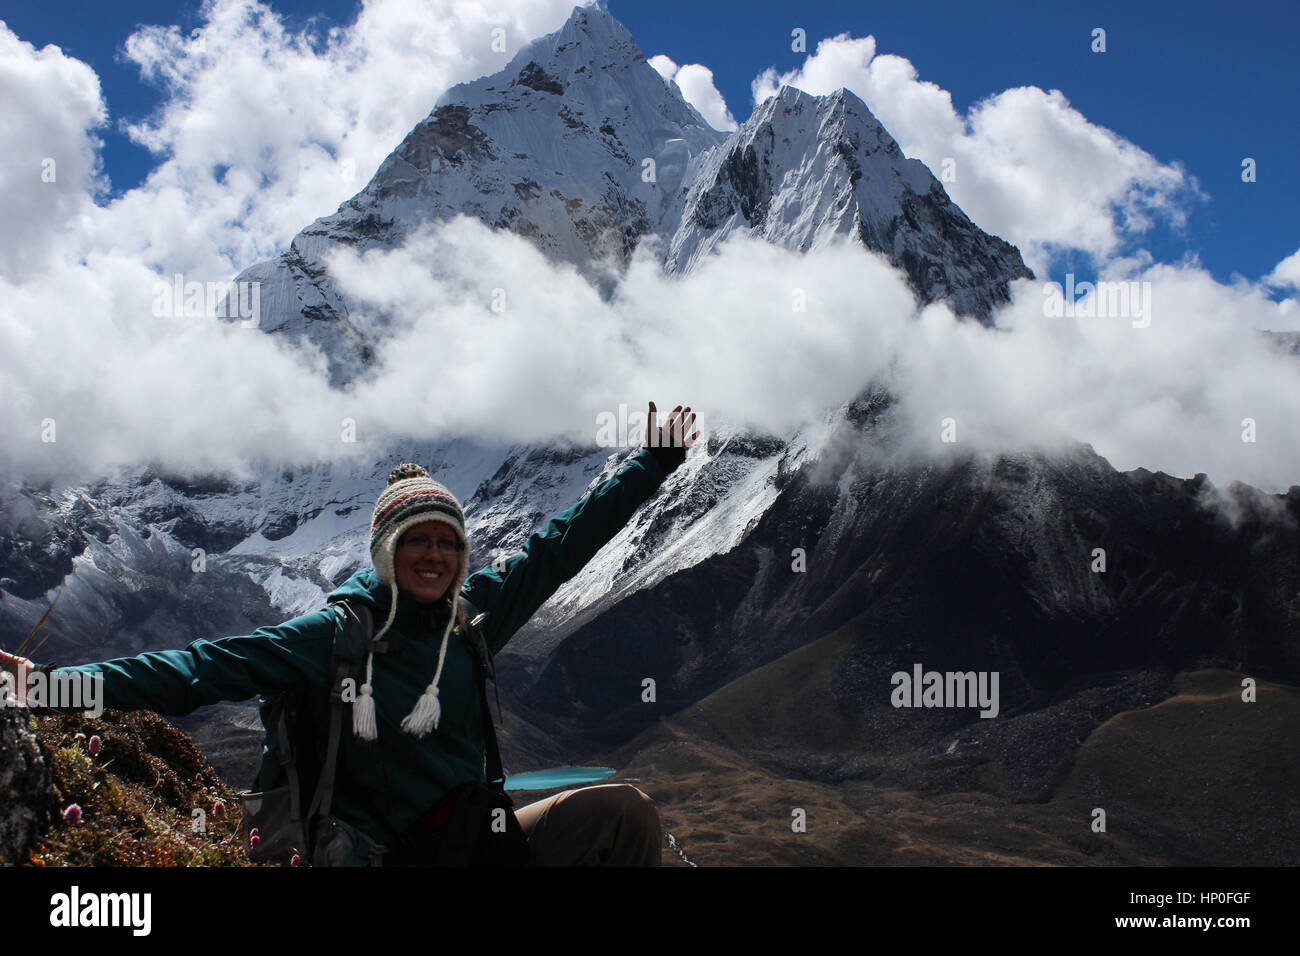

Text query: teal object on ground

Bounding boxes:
[504,766,616,791]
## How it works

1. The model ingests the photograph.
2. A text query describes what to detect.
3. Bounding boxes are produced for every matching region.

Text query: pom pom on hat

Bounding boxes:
[387,462,430,484]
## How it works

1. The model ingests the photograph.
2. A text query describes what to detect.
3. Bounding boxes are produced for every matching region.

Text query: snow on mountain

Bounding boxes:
[235,4,1029,386]
[2,3,1035,691]
[666,85,1032,320]
[237,3,725,385]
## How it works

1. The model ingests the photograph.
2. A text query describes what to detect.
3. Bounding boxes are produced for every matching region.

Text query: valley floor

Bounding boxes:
[591,669,1298,866]
[167,667,1298,867]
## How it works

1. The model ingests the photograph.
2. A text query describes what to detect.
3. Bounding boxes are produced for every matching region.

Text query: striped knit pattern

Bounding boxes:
[369,463,468,586]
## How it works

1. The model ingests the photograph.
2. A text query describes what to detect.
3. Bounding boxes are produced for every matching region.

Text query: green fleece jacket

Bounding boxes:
[51,448,667,850]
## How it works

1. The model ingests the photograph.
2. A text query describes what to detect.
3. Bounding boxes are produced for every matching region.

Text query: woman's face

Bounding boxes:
[394,521,463,604]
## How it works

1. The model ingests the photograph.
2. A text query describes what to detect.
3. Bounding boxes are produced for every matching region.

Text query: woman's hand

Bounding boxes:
[0,648,33,705]
[645,402,698,475]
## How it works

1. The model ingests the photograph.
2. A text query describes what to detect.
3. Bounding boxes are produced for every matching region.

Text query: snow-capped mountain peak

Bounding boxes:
[667,82,1032,319]
[234,3,728,384]
[7,2,1034,690]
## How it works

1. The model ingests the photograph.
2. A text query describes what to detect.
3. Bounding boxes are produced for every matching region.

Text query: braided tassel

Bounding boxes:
[352,583,397,742]
[401,682,441,737]
[352,673,378,741]
[401,612,455,737]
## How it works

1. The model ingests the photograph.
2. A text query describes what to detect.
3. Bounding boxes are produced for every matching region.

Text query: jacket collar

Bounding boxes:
[337,567,455,637]
[392,588,454,636]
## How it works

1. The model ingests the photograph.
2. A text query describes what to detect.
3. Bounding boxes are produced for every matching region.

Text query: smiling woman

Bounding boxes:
[394,524,466,603]
[2,402,700,867]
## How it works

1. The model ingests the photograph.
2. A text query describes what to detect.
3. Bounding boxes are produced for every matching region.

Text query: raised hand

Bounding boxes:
[645,402,699,475]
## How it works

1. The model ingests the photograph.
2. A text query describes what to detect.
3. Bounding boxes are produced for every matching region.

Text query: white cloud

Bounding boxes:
[885,263,1300,492]
[4,201,1300,491]
[2,5,1298,498]
[751,34,1204,277]
[647,53,675,82]
[5,0,584,285]
[0,0,584,483]
[1264,246,1300,291]
[332,218,1300,493]
[647,53,737,131]
[0,28,106,275]
[323,217,915,445]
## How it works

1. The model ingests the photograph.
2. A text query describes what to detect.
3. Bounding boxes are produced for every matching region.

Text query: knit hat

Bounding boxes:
[353,463,470,742]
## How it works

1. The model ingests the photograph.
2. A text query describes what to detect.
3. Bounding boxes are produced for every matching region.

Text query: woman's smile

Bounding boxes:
[395,521,463,603]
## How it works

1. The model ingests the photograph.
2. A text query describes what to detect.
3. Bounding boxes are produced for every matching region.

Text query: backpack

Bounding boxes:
[238,593,507,866]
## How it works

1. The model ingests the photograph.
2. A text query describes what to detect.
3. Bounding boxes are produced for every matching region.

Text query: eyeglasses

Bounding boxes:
[398,534,465,556]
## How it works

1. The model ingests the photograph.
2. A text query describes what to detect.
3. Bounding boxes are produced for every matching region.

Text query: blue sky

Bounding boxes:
[621,0,1300,289]
[3,0,1296,289]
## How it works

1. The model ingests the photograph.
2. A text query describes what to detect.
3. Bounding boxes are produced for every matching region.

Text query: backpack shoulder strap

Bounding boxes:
[456,595,508,791]
[329,596,374,667]
[309,596,374,821]
[457,594,492,675]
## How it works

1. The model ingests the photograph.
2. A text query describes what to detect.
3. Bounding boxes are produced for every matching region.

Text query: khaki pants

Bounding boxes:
[514,784,662,866]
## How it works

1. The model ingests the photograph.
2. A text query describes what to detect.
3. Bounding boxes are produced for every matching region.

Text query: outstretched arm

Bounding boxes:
[5,609,337,717]
[463,402,698,655]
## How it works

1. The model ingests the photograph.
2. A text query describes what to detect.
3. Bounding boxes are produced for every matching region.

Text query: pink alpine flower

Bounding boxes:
[290,854,302,867]
[213,800,226,818]
[87,735,101,756]
[62,804,82,824]
[249,833,261,849]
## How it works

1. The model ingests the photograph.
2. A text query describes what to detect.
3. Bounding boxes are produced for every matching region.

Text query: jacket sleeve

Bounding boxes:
[461,448,667,655]
[43,607,338,716]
